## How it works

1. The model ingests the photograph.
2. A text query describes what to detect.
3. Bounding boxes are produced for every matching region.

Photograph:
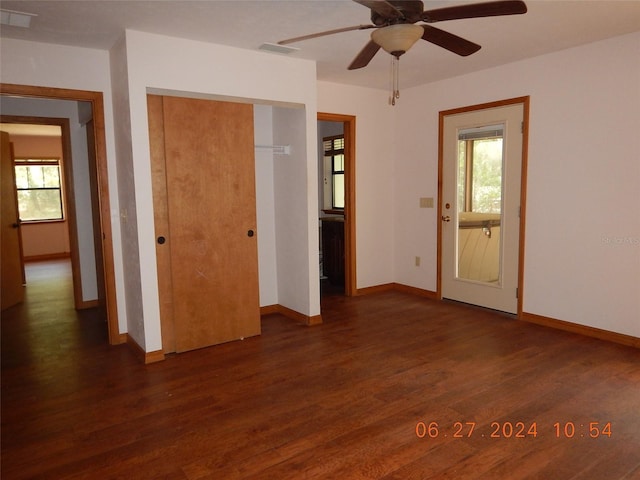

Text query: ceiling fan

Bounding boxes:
[278,0,528,70]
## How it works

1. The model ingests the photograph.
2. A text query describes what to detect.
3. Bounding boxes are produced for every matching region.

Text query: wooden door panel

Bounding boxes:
[148,95,176,352]
[1,132,25,310]
[150,96,260,353]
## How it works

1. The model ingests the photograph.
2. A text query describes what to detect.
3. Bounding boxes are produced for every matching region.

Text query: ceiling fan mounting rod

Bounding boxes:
[385,18,409,26]
[365,0,424,26]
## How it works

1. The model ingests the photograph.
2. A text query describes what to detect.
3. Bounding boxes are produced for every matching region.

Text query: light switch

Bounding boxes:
[420,197,434,208]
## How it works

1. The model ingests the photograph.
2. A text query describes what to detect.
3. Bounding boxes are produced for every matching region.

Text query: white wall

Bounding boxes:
[114,30,319,351]
[0,38,126,332]
[393,32,640,338]
[254,105,278,307]
[109,35,145,346]
[317,82,396,289]
[273,106,320,316]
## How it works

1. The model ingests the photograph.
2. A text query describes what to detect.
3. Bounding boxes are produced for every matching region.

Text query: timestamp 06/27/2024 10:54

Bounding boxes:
[415,421,613,440]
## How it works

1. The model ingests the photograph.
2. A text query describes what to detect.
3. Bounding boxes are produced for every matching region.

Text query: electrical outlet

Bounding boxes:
[415,256,421,267]
[420,197,434,208]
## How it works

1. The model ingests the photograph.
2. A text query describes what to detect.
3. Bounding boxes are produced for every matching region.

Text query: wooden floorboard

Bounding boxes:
[2,260,639,479]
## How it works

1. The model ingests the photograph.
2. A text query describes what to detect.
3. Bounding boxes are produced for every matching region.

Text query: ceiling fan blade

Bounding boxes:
[348,40,382,70]
[421,25,481,56]
[353,0,404,20]
[278,24,376,45]
[422,0,527,23]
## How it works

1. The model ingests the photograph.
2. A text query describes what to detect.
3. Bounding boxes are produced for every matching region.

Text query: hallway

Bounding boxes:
[1,260,111,368]
[1,260,135,478]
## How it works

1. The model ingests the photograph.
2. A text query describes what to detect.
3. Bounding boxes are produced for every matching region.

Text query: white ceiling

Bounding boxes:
[1,1,639,91]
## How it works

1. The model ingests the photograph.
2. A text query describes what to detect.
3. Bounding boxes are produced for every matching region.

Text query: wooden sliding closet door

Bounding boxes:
[148,95,260,353]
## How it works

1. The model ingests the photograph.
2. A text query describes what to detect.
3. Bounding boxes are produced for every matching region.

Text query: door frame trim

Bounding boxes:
[437,96,530,317]
[1,83,121,344]
[317,112,356,296]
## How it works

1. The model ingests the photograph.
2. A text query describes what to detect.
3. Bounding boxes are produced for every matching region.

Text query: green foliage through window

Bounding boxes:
[15,159,64,221]
[457,129,503,214]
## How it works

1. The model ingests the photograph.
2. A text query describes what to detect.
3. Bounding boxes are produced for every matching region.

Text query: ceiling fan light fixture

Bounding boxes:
[371,24,423,56]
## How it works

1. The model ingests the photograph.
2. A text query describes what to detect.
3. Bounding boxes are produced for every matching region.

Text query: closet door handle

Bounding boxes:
[247,230,255,238]
[157,236,166,245]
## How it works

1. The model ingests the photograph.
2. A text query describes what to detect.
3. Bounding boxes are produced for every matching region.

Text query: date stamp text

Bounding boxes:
[415,421,612,439]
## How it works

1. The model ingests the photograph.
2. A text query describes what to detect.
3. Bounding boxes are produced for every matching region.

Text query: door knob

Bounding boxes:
[247,229,255,237]
[441,215,451,222]
[157,236,166,244]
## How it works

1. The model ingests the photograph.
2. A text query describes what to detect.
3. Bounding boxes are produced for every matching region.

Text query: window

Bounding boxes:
[14,158,64,221]
[457,127,504,214]
[323,135,345,209]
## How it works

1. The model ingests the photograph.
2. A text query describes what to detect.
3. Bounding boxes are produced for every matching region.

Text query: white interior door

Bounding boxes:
[441,102,524,314]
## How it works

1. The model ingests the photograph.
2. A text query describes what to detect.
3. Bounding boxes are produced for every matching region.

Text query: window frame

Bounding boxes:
[14,156,65,223]
[323,134,345,211]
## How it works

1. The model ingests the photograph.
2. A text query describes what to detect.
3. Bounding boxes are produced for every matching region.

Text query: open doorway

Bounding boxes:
[0,118,83,302]
[317,112,356,297]
[0,83,120,345]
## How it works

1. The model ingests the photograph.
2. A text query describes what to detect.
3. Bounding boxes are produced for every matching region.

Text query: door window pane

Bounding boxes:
[456,127,504,284]
[471,138,502,214]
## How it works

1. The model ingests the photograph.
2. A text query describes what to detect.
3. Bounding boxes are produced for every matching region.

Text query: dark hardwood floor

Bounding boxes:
[2,260,639,479]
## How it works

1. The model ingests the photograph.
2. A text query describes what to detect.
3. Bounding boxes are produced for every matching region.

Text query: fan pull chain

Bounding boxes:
[389,56,401,106]
[389,55,395,105]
